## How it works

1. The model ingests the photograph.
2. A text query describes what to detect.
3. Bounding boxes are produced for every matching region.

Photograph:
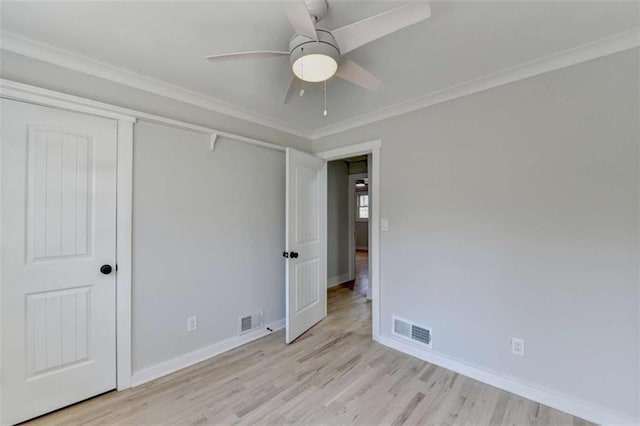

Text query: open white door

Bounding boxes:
[285,148,327,343]
[1,99,117,424]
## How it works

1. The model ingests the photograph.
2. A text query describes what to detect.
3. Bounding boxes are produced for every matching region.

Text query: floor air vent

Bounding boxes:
[239,311,264,335]
[393,316,432,348]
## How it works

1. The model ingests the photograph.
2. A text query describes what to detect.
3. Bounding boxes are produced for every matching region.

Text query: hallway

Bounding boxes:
[330,250,369,301]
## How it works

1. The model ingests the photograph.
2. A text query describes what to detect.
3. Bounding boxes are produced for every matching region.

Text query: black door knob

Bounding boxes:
[100,264,113,275]
[289,251,299,259]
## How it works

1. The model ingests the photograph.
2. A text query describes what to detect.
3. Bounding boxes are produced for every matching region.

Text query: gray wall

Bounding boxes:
[312,49,640,420]
[132,121,285,372]
[327,160,349,283]
[355,222,368,250]
[348,160,368,175]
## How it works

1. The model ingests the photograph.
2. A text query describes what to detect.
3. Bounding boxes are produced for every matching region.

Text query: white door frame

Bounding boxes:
[347,173,368,283]
[0,84,135,391]
[316,140,381,341]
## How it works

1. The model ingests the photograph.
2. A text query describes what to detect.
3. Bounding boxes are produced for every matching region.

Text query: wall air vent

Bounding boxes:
[392,316,432,348]
[239,311,264,335]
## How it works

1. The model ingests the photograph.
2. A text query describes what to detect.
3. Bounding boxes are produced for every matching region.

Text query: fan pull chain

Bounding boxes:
[323,80,328,117]
[300,47,304,81]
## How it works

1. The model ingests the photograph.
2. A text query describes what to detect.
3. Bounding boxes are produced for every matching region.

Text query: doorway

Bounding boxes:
[284,142,380,345]
[327,156,370,305]
[316,140,381,340]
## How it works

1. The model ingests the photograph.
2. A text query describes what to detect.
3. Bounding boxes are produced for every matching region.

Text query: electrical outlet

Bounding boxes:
[187,316,198,332]
[511,337,525,356]
[381,218,389,231]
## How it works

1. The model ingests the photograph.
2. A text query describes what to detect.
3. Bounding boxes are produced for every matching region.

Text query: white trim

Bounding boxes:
[316,139,382,341]
[0,90,4,423]
[327,273,351,288]
[316,140,382,161]
[366,153,372,300]
[0,79,286,153]
[3,28,637,142]
[637,68,640,421]
[310,29,640,140]
[115,120,133,390]
[0,79,136,122]
[0,32,312,139]
[370,148,380,329]
[348,173,368,282]
[378,335,637,426]
[135,111,285,153]
[131,319,285,387]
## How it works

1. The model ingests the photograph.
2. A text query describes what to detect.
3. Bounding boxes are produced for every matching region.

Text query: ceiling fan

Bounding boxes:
[205,0,431,111]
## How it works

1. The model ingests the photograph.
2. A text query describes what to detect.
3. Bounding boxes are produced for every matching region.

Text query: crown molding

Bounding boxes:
[310,28,640,140]
[0,31,314,140]
[2,28,638,142]
[0,78,287,152]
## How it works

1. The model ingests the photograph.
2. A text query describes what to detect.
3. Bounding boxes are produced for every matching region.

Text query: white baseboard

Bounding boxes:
[327,273,350,288]
[131,319,285,387]
[378,335,637,426]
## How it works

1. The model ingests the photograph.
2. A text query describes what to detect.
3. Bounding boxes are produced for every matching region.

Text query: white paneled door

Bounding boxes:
[1,99,117,425]
[285,148,326,343]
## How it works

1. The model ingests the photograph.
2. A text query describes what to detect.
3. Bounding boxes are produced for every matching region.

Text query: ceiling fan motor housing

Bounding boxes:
[289,30,340,68]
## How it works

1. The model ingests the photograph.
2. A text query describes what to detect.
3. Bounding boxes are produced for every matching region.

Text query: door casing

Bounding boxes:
[315,140,382,341]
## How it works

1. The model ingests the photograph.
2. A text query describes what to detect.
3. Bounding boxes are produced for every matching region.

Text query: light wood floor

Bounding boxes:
[28,251,593,426]
[336,250,369,298]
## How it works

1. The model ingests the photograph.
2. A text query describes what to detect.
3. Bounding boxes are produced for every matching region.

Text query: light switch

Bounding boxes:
[381,219,389,231]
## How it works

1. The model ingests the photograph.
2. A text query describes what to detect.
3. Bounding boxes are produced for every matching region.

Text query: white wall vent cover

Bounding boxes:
[392,316,432,348]
[239,311,264,335]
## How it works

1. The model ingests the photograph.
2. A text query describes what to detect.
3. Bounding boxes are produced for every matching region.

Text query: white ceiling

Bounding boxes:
[2,1,638,135]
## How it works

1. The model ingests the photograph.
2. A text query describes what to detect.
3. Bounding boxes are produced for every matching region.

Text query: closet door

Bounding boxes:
[1,99,117,424]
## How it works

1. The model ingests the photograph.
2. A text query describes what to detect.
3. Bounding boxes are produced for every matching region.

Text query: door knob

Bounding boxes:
[100,264,113,275]
[289,251,299,259]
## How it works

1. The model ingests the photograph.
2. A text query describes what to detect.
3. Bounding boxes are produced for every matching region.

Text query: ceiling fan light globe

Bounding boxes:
[292,54,338,82]
[289,30,341,83]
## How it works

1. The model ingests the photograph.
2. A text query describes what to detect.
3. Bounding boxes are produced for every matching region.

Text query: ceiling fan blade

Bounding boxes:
[283,75,305,104]
[205,50,289,62]
[283,0,318,41]
[331,1,431,54]
[335,59,383,92]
